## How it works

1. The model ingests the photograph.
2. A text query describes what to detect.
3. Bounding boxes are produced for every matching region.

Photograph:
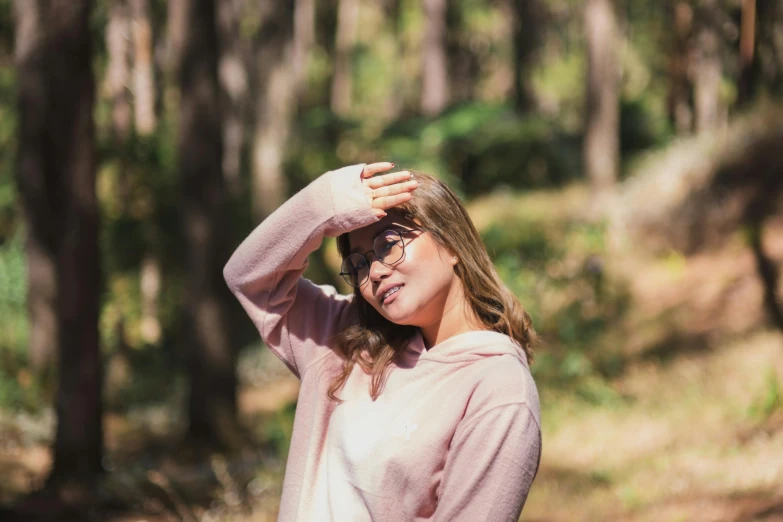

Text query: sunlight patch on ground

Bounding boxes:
[525,330,783,522]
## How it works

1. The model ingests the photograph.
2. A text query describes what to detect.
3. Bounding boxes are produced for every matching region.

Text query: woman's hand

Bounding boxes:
[361,162,419,218]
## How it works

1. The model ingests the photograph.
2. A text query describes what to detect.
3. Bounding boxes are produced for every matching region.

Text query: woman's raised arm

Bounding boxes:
[222,162,416,378]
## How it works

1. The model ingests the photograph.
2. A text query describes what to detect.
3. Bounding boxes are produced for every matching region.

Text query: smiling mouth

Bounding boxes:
[380,284,404,304]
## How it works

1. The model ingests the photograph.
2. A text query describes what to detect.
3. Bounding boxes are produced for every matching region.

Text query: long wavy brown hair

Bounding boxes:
[328,171,539,402]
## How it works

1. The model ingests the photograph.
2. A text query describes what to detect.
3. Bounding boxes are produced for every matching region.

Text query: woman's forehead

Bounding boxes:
[348,211,416,248]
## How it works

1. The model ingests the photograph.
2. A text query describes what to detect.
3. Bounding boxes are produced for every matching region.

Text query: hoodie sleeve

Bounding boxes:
[223,163,378,379]
[433,402,542,522]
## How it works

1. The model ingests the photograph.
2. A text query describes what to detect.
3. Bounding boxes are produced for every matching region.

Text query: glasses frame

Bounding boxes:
[339,227,424,288]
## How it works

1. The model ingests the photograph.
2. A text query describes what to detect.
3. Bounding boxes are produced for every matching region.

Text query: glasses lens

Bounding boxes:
[341,253,369,287]
[374,230,404,265]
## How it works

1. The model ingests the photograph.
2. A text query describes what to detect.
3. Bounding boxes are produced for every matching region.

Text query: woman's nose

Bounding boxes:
[368,257,393,281]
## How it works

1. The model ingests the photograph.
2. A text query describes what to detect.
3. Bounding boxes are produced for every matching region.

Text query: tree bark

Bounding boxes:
[178,0,240,448]
[217,0,249,198]
[749,218,783,333]
[444,2,481,105]
[139,253,161,344]
[421,0,449,116]
[737,0,757,107]
[384,0,407,118]
[106,0,132,143]
[583,0,620,199]
[293,0,315,100]
[25,235,58,371]
[693,0,723,132]
[251,1,296,221]
[509,0,545,113]
[129,0,156,134]
[165,0,186,74]
[331,0,359,116]
[668,1,694,134]
[14,0,103,499]
[756,0,783,95]
[14,0,59,370]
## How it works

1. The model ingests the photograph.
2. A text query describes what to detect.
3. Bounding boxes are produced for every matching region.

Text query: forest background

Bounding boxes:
[1,0,783,520]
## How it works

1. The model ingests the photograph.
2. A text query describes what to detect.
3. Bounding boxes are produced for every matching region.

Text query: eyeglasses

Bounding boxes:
[340,228,423,288]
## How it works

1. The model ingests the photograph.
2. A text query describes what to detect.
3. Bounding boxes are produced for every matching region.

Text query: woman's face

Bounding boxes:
[346,211,461,328]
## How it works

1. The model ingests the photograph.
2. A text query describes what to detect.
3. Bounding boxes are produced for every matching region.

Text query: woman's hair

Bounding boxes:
[329,171,539,402]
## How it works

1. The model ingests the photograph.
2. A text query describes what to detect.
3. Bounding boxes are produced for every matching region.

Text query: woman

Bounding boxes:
[224,162,541,521]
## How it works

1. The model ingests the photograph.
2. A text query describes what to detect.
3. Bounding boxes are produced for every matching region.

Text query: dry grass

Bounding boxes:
[525,329,783,522]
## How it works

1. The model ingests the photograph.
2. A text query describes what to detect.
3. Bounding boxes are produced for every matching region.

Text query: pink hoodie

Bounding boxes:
[224,164,542,521]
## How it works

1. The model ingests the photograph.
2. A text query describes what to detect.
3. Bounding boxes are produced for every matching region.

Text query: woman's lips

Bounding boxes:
[381,284,404,305]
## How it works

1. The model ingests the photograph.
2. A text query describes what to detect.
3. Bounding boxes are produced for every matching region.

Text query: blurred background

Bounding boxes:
[0,0,782,520]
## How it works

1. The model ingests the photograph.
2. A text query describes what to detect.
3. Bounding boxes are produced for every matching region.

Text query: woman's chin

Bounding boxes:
[378,302,417,325]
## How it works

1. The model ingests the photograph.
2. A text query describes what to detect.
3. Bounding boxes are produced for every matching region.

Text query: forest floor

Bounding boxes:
[1,193,783,522]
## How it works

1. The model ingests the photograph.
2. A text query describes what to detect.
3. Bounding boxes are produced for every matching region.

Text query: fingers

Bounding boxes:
[371,179,418,199]
[361,164,417,217]
[372,192,414,210]
[366,170,412,189]
[361,162,395,178]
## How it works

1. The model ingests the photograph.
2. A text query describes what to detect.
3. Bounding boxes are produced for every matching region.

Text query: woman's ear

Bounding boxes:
[439,244,459,266]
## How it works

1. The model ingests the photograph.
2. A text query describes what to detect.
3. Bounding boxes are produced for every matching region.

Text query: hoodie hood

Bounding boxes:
[405,329,529,367]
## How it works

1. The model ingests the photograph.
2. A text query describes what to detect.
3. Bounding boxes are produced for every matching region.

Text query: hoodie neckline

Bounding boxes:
[406,329,527,365]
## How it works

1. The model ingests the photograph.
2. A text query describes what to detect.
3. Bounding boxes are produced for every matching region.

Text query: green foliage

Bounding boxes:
[0,231,47,413]
[620,95,673,160]
[261,401,297,459]
[104,347,183,412]
[0,0,12,56]
[286,107,355,193]
[0,363,46,413]
[477,197,631,403]
[747,368,783,420]
[0,66,32,408]
[0,232,42,413]
[0,63,17,242]
[379,103,582,195]
[0,231,28,351]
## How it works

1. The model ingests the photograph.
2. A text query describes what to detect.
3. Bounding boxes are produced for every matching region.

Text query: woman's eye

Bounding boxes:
[378,239,395,254]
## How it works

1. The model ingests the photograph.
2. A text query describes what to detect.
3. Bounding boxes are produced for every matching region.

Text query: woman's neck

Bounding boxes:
[420,284,483,349]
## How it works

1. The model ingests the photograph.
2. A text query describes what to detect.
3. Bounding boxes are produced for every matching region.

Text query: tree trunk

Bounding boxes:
[756,0,783,96]
[421,0,449,116]
[25,236,58,371]
[509,0,545,113]
[106,0,132,143]
[139,252,161,344]
[749,218,783,333]
[165,0,186,74]
[737,0,757,107]
[668,1,694,134]
[178,0,240,448]
[13,0,59,372]
[293,0,315,100]
[583,0,620,199]
[384,0,407,118]
[251,1,296,221]
[693,0,723,132]
[217,0,249,198]
[331,0,359,116]
[444,2,482,105]
[130,0,156,134]
[14,0,103,501]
